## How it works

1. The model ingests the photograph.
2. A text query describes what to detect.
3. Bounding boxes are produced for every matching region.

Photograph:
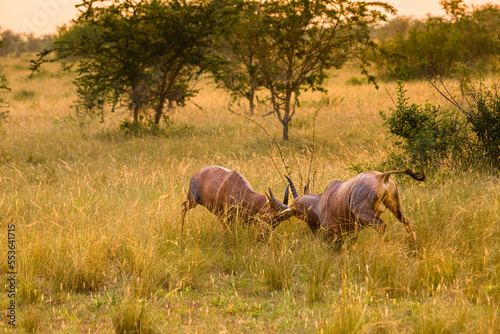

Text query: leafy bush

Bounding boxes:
[380,81,466,169]
[381,75,500,170]
[458,75,500,165]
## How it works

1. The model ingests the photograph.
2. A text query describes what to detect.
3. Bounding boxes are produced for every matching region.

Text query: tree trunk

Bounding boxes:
[282,118,289,140]
[281,91,292,141]
[133,103,140,123]
[155,95,166,125]
[249,87,255,115]
[154,109,162,125]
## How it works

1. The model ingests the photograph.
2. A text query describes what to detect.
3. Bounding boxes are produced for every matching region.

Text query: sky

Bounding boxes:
[0,0,498,36]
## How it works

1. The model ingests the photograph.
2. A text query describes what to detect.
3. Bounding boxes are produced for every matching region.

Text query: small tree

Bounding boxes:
[216,0,395,140]
[32,0,216,129]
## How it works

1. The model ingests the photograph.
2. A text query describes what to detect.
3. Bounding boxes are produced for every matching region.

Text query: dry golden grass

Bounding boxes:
[0,53,499,333]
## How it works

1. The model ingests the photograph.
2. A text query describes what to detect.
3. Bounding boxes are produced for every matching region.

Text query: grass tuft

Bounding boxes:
[112,297,154,334]
[21,306,40,333]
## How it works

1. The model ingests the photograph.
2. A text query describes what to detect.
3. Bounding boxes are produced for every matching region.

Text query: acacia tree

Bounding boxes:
[32,0,216,127]
[218,0,395,140]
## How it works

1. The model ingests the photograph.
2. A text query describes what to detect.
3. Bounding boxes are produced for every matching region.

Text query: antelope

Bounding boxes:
[180,166,290,236]
[269,170,425,250]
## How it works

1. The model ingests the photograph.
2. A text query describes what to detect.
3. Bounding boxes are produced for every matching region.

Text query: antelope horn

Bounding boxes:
[283,184,290,206]
[268,187,289,211]
[284,175,299,199]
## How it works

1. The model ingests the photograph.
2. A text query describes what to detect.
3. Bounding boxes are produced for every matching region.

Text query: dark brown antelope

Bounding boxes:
[270,170,425,250]
[180,166,289,235]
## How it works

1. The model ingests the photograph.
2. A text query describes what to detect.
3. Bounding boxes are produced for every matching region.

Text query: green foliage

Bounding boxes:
[32,0,216,127]
[374,2,500,79]
[206,1,266,115]
[381,77,500,170]
[380,81,464,168]
[53,23,98,63]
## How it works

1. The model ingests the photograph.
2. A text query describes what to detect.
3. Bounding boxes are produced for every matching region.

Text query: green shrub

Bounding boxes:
[381,76,500,170]
[380,81,466,169]
[460,75,500,166]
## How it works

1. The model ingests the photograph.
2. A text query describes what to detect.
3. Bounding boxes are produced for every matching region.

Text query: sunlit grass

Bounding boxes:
[0,53,498,332]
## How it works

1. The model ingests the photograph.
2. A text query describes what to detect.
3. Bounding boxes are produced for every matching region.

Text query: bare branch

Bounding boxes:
[228,103,290,179]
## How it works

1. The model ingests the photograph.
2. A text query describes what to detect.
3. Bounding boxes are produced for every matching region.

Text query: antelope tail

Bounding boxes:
[380,170,426,184]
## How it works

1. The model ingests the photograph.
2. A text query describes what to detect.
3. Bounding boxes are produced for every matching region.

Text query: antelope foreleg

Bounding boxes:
[392,205,416,242]
[180,201,188,233]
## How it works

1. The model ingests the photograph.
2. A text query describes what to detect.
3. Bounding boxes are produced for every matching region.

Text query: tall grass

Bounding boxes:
[0,54,498,332]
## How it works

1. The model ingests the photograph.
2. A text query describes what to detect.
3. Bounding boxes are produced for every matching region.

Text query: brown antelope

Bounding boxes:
[180,166,290,235]
[269,170,425,250]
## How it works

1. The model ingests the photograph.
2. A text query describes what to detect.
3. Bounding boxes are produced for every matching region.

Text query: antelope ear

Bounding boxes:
[265,192,272,204]
[304,181,310,195]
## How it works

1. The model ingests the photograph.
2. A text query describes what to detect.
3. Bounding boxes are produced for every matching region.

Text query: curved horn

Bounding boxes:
[268,187,289,211]
[284,175,299,199]
[283,184,290,206]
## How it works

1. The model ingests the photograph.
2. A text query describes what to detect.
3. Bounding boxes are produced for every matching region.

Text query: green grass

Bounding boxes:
[0,54,499,332]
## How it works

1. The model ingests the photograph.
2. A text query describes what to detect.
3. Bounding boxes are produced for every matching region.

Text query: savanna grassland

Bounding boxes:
[1,53,499,333]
